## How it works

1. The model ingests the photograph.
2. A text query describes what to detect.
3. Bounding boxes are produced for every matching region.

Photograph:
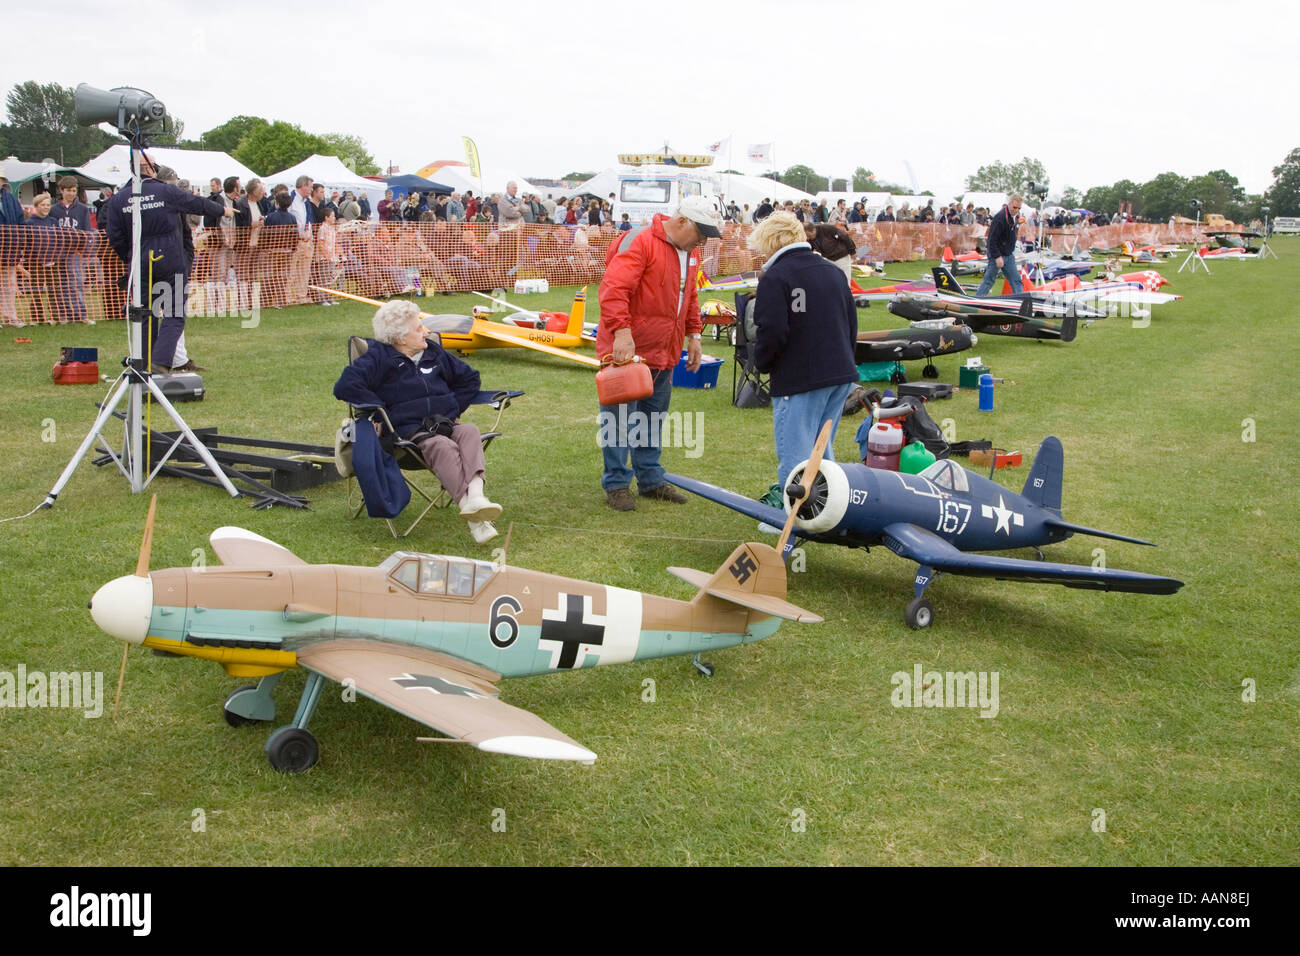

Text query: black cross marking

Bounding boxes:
[391,673,484,698]
[729,552,758,586]
[540,593,605,669]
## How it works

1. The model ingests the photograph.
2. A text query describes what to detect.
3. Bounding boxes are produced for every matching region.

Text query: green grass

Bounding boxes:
[1,245,1297,865]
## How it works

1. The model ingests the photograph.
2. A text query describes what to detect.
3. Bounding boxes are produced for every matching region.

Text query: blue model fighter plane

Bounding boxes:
[666,435,1182,628]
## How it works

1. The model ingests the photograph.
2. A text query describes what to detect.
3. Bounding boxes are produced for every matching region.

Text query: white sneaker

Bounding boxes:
[458,494,502,522]
[468,521,498,544]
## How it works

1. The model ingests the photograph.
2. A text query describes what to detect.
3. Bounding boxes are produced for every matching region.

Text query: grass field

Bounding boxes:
[1,243,1297,866]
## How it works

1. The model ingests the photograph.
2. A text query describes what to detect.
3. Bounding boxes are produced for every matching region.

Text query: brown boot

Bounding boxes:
[606,487,636,511]
[639,483,688,504]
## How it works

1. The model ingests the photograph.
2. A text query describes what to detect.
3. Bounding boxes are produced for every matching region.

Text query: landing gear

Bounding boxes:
[922,361,939,379]
[266,727,319,773]
[222,673,281,726]
[904,598,934,629]
[691,653,715,677]
[906,564,937,629]
[265,671,325,773]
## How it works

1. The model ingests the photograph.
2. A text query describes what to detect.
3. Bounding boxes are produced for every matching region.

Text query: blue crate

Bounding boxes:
[672,350,724,388]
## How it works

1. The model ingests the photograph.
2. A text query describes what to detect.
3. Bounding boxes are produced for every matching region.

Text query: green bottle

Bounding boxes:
[899,440,936,475]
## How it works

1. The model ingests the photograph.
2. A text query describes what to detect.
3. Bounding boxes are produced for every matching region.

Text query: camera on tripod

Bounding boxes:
[74,84,168,140]
[1025,181,1050,199]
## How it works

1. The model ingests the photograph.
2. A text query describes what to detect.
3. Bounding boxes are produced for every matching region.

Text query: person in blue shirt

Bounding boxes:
[49,177,96,323]
[104,154,231,371]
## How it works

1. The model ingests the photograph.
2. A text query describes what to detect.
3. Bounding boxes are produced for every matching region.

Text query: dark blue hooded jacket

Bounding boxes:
[333,338,481,438]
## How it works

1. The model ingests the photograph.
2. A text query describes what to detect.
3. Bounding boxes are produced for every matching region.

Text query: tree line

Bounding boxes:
[1,81,379,177]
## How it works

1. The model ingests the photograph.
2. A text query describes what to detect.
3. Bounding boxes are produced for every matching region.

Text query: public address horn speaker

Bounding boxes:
[74,84,167,134]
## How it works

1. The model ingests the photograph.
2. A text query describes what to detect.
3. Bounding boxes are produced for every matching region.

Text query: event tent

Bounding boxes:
[79,145,257,189]
[714,172,815,211]
[384,174,452,198]
[427,165,540,199]
[0,157,111,203]
[263,154,386,218]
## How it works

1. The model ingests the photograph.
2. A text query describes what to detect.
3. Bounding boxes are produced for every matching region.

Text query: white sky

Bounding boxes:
[4,0,1293,199]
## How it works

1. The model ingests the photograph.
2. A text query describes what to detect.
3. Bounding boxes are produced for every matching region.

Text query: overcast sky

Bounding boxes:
[4,0,1293,199]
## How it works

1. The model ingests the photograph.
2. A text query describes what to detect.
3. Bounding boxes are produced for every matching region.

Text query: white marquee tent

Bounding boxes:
[79,145,257,189]
[428,165,541,199]
[262,154,386,219]
[714,172,815,213]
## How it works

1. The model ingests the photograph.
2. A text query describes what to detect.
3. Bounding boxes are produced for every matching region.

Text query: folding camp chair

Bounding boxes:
[335,334,523,538]
[731,292,770,409]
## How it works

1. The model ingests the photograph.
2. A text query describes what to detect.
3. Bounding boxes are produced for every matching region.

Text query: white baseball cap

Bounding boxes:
[677,195,723,238]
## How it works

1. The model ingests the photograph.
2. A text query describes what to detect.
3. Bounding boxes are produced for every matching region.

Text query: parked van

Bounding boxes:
[611,164,718,225]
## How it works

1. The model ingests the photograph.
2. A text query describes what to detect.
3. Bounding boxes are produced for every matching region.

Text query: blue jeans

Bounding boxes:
[598,367,674,491]
[772,381,855,490]
[974,251,1022,297]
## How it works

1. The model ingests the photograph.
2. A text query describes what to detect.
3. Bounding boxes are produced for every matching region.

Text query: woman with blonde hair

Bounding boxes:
[746,212,858,509]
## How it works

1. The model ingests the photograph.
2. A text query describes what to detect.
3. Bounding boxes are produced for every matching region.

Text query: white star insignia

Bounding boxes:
[981,495,1023,535]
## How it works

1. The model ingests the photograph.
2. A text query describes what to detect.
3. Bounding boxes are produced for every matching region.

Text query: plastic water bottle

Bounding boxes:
[978,373,994,412]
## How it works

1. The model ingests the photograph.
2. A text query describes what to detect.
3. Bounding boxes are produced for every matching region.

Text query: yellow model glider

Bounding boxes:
[312,286,601,368]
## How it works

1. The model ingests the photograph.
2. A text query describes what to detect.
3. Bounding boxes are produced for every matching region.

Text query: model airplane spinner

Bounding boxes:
[666,432,1182,628]
[314,285,602,367]
[90,500,821,772]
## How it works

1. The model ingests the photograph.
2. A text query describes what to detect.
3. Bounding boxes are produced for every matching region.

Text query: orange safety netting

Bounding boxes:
[0,219,1211,326]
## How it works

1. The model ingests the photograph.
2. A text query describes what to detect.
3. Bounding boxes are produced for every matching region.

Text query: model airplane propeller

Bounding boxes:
[312,285,602,367]
[667,434,1183,628]
[90,506,822,772]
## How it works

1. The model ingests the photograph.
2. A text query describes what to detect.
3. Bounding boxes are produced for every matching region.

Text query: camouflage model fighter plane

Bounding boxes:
[667,433,1182,629]
[888,295,1078,342]
[314,286,602,367]
[90,500,821,772]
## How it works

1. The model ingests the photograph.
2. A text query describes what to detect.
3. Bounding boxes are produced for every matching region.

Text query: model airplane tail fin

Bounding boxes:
[1018,295,1034,318]
[1022,436,1064,514]
[667,543,822,623]
[942,246,954,262]
[932,266,965,295]
[565,286,587,337]
[1059,312,1078,343]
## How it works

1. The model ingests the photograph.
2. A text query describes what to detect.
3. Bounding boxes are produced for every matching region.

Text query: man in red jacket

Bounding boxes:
[596,196,720,511]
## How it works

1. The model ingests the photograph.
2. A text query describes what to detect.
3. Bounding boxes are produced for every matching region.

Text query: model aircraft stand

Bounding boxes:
[90,415,341,509]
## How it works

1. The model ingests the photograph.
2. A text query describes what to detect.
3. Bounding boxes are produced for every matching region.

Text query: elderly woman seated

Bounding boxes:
[334,300,502,544]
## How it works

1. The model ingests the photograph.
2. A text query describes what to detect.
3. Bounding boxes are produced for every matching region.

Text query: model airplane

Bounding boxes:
[90,500,821,772]
[856,323,974,374]
[666,433,1182,628]
[314,286,602,367]
[888,295,1077,342]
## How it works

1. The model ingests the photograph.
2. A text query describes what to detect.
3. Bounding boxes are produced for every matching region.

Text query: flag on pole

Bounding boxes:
[707,136,730,155]
[462,137,481,178]
[746,143,773,165]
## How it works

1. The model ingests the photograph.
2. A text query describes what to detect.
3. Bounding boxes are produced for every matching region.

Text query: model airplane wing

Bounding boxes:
[210,527,308,567]
[297,640,597,762]
[881,522,1182,594]
[468,323,602,367]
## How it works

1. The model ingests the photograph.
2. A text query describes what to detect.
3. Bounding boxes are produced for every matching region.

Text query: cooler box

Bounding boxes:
[672,350,723,389]
[514,279,549,294]
[959,364,990,389]
[52,347,99,384]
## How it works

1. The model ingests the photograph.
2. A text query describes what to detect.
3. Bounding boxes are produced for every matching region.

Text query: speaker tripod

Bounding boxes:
[41,136,238,510]
[1177,209,1210,275]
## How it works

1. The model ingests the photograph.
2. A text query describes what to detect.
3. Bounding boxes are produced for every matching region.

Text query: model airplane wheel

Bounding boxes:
[904,598,934,629]
[223,686,259,727]
[266,727,319,773]
[691,653,715,678]
[922,363,939,379]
